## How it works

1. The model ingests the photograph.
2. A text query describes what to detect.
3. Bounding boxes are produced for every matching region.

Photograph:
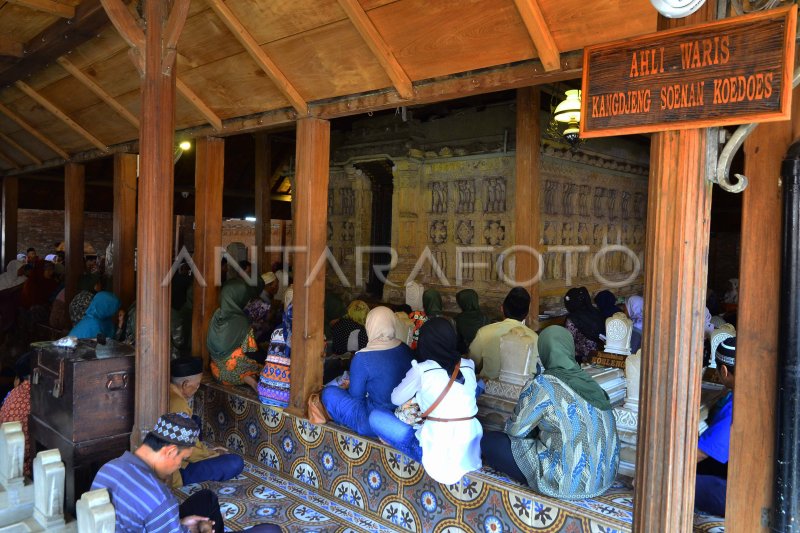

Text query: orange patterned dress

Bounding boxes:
[210,329,262,386]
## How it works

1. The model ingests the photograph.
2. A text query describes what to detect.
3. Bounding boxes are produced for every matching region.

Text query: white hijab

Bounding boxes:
[358,306,402,353]
[0,260,26,291]
[626,295,644,331]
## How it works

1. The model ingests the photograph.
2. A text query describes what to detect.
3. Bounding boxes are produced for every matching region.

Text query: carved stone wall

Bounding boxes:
[323,103,649,315]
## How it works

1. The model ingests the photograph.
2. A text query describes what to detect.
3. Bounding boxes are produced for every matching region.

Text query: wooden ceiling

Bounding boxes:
[0,0,657,174]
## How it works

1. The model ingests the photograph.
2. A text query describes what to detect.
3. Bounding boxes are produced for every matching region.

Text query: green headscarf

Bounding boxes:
[538,325,612,411]
[347,300,369,326]
[206,278,251,362]
[455,289,487,350]
[422,289,443,317]
[324,293,347,338]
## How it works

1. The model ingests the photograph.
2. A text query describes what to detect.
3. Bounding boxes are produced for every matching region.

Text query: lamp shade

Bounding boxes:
[554,90,581,124]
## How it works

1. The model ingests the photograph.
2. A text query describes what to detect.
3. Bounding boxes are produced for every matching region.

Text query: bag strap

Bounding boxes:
[421,360,461,420]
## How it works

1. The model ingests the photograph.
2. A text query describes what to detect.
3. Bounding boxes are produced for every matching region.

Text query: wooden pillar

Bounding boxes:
[64,163,85,305]
[286,117,330,417]
[112,153,137,310]
[132,0,185,444]
[514,87,541,326]
[1,176,18,270]
[191,137,224,370]
[725,88,798,531]
[633,129,710,531]
[254,132,272,273]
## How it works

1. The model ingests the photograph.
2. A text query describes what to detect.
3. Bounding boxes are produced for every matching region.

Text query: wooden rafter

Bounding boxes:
[99,0,144,50]
[0,0,109,87]
[0,102,69,159]
[15,81,108,151]
[176,79,223,132]
[162,0,190,72]
[206,0,308,116]
[0,132,42,164]
[336,0,413,99]
[56,56,140,128]
[6,0,74,18]
[512,0,560,71]
[0,37,23,58]
[0,146,20,169]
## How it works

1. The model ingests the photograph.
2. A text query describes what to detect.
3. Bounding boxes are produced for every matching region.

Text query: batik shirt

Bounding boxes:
[507,374,619,499]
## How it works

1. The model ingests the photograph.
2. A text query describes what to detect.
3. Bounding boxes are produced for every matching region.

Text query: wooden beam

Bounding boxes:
[6,0,74,18]
[64,162,85,306]
[254,132,271,274]
[98,0,144,50]
[162,0,190,71]
[0,102,69,159]
[56,56,139,128]
[132,0,186,446]
[725,89,797,532]
[15,81,108,151]
[512,0,560,71]
[0,0,109,87]
[0,132,42,165]
[1,176,18,270]
[0,37,23,58]
[287,117,330,418]
[206,0,308,116]
[3,54,583,176]
[336,0,413,99]
[191,137,224,370]
[0,146,19,169]
[514,87,541,327]
[176,79,223,132]
[112,152,137,311]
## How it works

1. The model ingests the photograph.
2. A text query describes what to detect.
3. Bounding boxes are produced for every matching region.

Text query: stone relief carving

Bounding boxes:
[328,189,335,215]
[455,180,476,213]
[431,182,448,213]
[621,191,632,219]
[455,220,474,245]
[543,220,557,245]
[633,192,645,219]
[429,220,448,244]
[593,187,606,218]
[633,224,644,245]
[484,220,506,246]
[327,222,333,241]
[341,221,354,242]
[606,189,618,220]
[341,188,355,216]
[544,180,559,215]
[484,178,507,213]
[562,183,577,217]
[578,185,591,218]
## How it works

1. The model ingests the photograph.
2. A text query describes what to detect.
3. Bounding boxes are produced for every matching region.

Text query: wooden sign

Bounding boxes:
[580,5,796,138]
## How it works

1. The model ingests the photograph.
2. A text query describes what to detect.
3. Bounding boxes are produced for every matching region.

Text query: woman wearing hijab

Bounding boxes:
[563,287,606,362]
[481,326,619,499]
[330,300,369,355]
[625,295,644,353]
[258,288,294,408]
[407,289,443,352]
[369,318,482,485]
[455,289,488,354]
[322,306,413,437]
[69,291,121,339]
[594,290,620,319]
[206,279,263,392]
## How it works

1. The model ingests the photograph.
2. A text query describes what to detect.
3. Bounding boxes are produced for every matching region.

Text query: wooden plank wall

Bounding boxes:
[726,86,800,532]
[287,117,330,418]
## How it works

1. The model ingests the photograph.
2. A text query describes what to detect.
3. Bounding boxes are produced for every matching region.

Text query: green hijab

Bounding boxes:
[207,278,251,361]
[455,289,487,350]
[422,289,443,317]
[538,325,612,411]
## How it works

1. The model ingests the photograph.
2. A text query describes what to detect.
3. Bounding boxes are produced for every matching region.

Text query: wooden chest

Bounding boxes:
[30,340,135,443]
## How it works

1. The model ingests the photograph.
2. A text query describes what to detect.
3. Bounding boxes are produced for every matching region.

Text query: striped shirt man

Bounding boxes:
[91,451,188,532]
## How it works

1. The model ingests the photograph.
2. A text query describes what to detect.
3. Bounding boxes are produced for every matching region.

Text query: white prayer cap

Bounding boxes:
[261,272,277,285]
[45,254,57,262]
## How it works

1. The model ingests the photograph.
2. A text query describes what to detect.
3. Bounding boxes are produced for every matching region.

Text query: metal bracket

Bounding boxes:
[714,65,800,193]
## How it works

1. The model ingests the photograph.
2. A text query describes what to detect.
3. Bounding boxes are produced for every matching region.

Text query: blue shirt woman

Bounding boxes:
[322,306,412,437]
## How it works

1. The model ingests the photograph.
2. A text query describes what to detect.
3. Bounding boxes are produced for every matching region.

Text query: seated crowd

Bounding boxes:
[0,247,735,527]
